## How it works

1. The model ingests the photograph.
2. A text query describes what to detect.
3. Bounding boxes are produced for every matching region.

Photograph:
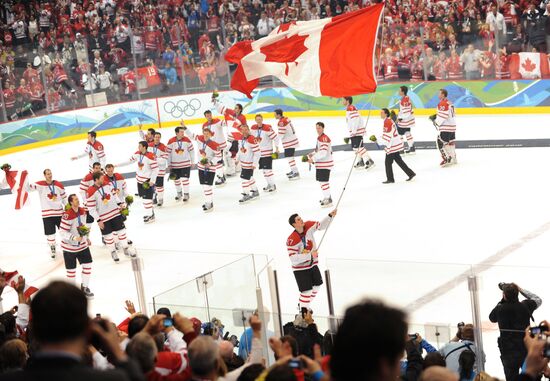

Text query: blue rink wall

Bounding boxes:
[1,79,549,154]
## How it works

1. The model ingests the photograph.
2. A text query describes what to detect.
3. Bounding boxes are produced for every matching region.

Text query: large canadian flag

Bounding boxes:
[1,166,29,210]
[509,52,550,79]
[225,3,384,98]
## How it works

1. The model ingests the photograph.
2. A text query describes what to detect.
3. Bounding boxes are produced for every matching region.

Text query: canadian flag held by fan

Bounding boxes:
[1,164,29,210]
[509,52,550,80]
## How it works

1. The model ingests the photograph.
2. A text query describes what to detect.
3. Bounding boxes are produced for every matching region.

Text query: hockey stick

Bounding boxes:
[315,21,386,254]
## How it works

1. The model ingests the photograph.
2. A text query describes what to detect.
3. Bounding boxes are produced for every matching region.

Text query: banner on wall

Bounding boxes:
[1,79,550,152]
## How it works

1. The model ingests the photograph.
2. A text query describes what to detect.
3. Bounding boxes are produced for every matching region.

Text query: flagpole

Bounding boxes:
[316,14,387,253]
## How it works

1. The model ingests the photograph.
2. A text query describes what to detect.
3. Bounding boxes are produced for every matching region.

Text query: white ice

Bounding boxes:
[1,113,550,377]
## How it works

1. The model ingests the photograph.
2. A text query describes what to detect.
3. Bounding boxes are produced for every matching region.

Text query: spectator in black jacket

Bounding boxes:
[283,309,323,359]
[489,283,542,381]
[0,281,144,381]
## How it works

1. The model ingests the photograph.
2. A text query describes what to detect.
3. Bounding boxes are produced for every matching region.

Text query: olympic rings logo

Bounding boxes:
[163,98,202,118]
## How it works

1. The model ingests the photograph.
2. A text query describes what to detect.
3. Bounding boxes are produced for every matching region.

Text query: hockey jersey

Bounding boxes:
[346,105,365,137]
[397,96,415,128]
[86,183,122,223]
[195,135,222,173]
[148,142,169,175]
[381,118,404,154]
[104,173,128,199]
[60,207,90,253]
[237,135,260,170]
[79,172,96,207]
[129,152,159,184]
[435,99,456,133]
[203,118,227,150]
[277,117,299,149]
[29,180,67,218]
[251,124,278,157]
[166,136,195,169]
[77,140,106,170]
[215,101,247,129]
[313,134,333,170]
[286,216,332,271]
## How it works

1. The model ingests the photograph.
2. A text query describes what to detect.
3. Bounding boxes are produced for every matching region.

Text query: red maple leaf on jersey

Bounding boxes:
[260,34,308,76]
[522,58,537,72]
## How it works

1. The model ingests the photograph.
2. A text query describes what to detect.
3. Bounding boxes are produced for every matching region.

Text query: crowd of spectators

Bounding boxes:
[1,0,550,121]
[0,277,546,381]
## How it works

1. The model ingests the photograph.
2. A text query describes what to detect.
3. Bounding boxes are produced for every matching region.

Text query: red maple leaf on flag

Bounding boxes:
[260,34,308,76]
[522,58,537,72]
[277,21,296,33]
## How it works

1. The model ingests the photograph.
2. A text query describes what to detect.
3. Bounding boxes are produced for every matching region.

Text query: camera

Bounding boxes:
[498,282,511,290]
[288,358,304,369]
[408,333,418,340]
[163,318,173,328]
[529,323,549,337]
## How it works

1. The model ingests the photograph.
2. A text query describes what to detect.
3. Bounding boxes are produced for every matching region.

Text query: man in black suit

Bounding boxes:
[0,281,144,381]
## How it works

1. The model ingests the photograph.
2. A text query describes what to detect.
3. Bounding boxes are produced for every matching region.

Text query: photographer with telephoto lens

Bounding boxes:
[489,283,542,381]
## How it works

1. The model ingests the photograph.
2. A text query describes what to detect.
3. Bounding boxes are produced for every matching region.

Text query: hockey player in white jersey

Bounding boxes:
[397,86,416,154]
[343,97,375,170]
[274,109,300,180]
[250,114,279,192]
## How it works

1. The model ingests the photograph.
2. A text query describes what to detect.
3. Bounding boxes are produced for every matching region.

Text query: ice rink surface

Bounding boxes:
[1,113,550,376]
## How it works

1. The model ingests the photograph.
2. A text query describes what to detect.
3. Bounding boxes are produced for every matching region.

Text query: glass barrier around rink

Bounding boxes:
[324,258,475,334]
[152,254,267,323]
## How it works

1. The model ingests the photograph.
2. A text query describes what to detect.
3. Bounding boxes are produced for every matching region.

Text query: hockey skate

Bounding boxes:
[111,251,120,263]
[123,246,137,258]
[183,193,190,202]
[81,284,94,298]
[215,175,226,186]
[202,202,214,212]
[49,245,56,259]
[239,193,252,204]
[365,159,375,171]
[263,184,277,192]
[287,171,300,180]
[354,158,365,168]
[175,191,183,201]
[143,213,155,224]
[250,189,260,200]
[286,171,293,177]
[320,197,333,208]
[440,157,452,167]
[405,146,416,155]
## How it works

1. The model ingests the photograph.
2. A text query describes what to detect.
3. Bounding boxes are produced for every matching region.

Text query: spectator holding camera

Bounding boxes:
[489,283,542,381]
[439,324,484,377]
[0,281,143,381]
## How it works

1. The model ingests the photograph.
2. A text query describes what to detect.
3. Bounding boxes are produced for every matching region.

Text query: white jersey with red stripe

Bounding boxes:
[237,135,260,170]
[80,140,106,169]
[148,142,169,175]
[215,101,247,129]
[166,136,195,169]
[103,173,128,199]
[203,118,227,150]
[60,207,90,253]
[381,118,404,154]
[313,134,333,170]
[192,134,222,173]
[286,216,331,271]
[79,173,95,206]
[277,117,299,149]
[28,180,67,218]
[250,123,278,157]
[86,183,122,223]
[435,98,456,133]
[129,152,159,184]
[346,105,365,136]
[398,95,415,128]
